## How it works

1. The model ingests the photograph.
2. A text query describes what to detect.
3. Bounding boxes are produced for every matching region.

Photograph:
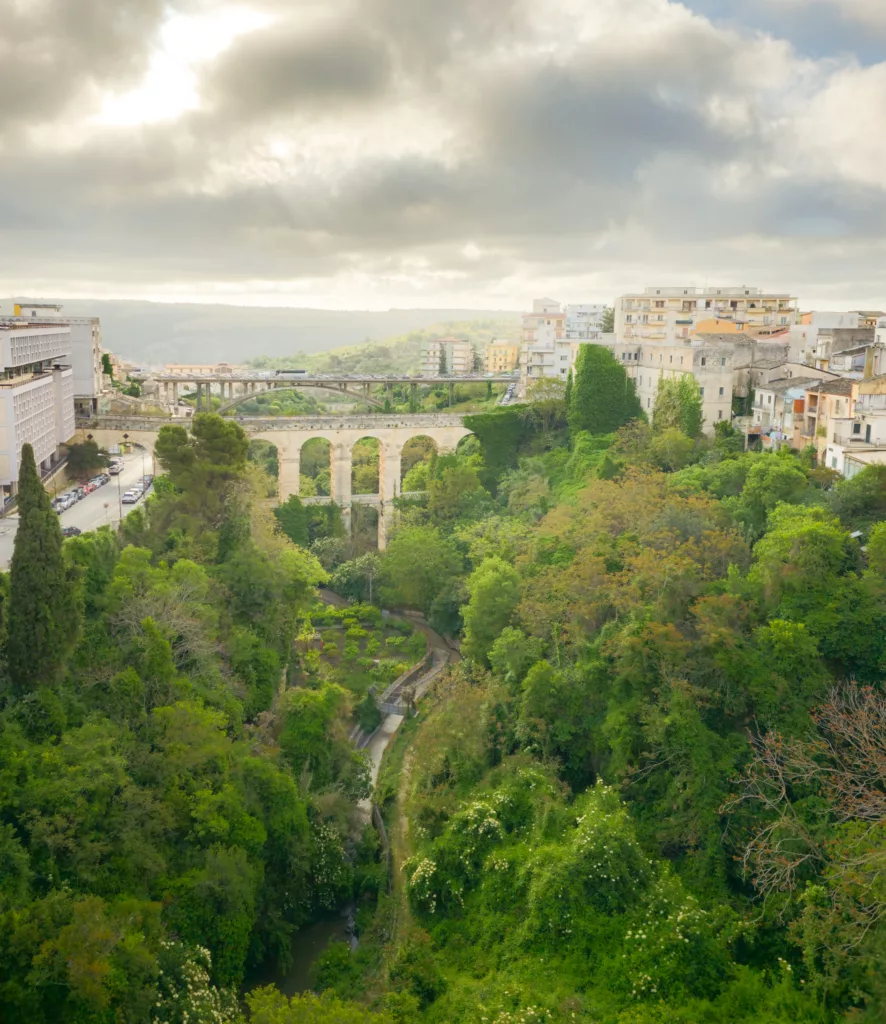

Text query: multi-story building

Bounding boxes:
[629,333,792,432]
[485,340,520,374]
[522,298,567,382]
[564,304,606,341]
[0,321,76,496]
[12,303,103,414]
[616,286,799,344]
[421,337,474,376]
[752,377,825,449]
[165,363,241,375]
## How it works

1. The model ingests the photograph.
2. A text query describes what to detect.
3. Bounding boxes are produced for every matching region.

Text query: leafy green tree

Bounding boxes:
[568,344,643,434]
[65,440,110,479]
[380,526,462,615]
[653,374,704,437]
[155,414,249,507]
[6,444,78,692]
[564,368,573,408]
[601,306,615,333]
[274,494,310,547]
[101,352,114,378]
[461,556,521,665]
[329,553,382,604]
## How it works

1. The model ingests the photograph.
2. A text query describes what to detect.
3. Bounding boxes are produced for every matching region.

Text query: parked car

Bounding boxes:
[108,464,122,476]
[62,526,81,538]
[121,491,138,504]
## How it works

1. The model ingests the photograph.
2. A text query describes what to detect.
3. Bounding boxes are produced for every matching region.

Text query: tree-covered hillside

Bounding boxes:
[5,345,886,1023]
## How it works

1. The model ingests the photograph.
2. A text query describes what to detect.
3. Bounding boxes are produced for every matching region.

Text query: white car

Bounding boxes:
[121,490,138,504]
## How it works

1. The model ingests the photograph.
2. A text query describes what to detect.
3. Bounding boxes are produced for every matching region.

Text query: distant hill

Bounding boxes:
[5,299,520,367]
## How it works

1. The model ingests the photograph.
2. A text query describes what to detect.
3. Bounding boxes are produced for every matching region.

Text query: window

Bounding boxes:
[705,300,712,309]
[832,457,838,469]
[680,357,684,365]
[621,353,625,360]
[721,358,726,366]
[647,398,651,408]
[701,357,706,366]
[626,315,632,323]
[699,387,705,397]
[718,410,724,420]
[654,300,664,308]
[659,354,662,362]
[767,395,772,404]
[853,422,861,435]
[719,387,724,396]
[669,355,673,363]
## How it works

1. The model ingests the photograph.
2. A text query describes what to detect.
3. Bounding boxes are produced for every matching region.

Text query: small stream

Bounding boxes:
[253,906,356,996]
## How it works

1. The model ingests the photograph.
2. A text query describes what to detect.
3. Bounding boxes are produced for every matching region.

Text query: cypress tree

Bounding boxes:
[6,444,77,692]
[564,368,573,409]
[568,344,644,434]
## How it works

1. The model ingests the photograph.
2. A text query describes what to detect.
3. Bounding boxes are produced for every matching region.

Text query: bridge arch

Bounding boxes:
[77,414,474,549]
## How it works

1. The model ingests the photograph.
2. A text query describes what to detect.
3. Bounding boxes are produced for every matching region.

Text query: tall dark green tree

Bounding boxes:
[568,344,643,434]
[6,444,78,691]
[564,368,574,408]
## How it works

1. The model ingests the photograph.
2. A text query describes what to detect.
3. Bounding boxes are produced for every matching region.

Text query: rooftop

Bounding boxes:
[761,376,823,395]
[810,378,855,396]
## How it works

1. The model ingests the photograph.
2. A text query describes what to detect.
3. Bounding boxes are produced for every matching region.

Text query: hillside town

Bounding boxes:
[4,285,885,504]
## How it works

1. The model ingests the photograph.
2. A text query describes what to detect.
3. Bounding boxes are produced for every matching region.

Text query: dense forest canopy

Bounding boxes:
[4,345,886,1023]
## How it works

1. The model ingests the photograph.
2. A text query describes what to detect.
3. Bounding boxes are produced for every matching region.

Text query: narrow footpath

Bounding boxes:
[317,589,458,818]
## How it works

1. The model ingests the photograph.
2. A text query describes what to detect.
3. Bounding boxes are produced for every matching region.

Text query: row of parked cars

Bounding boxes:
[122,475,154,505]
[52,471,114,514]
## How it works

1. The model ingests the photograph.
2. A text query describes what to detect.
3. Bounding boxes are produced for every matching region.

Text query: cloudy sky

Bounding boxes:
[2,0,886,310]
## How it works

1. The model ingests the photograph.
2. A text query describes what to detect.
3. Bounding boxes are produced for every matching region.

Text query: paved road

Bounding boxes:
[0,454,152,570]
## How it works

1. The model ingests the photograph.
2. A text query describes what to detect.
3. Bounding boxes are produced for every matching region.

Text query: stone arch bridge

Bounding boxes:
[76,413,473,549]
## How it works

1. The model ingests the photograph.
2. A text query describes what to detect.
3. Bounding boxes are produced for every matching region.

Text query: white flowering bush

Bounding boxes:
[605,873,730,1002]
[311,819,353,909]
[524,783,652,942]
[150,940,241,1024]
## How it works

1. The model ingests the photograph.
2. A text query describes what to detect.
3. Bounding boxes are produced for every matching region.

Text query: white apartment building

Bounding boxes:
[616,286,799,344]
[522,298,606,383]
[13,303,104,414]
[564,304,606,341]
[421,336,474,376]
[0,321,77,493]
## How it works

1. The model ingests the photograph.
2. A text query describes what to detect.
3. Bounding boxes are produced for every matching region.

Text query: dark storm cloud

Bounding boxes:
[202,19,393,119]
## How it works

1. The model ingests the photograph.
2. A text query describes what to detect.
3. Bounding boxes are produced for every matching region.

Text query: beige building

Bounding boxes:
[629,333,792,433]
[616,286,799,344]
[421,337,474,376]
[485,340,520,373]
[165,363,240,375]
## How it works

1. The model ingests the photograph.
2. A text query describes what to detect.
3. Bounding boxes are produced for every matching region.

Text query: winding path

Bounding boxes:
[316,589,459,816]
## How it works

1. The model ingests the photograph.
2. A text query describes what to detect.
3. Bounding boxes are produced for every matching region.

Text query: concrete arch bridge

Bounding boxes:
[76,413,473,549]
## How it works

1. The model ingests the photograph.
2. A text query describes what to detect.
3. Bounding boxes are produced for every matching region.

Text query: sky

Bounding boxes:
[2,0,886,312]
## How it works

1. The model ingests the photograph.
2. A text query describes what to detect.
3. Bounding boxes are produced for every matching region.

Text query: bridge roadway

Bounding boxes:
[76,412,474,549]
[128,372,517,413]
